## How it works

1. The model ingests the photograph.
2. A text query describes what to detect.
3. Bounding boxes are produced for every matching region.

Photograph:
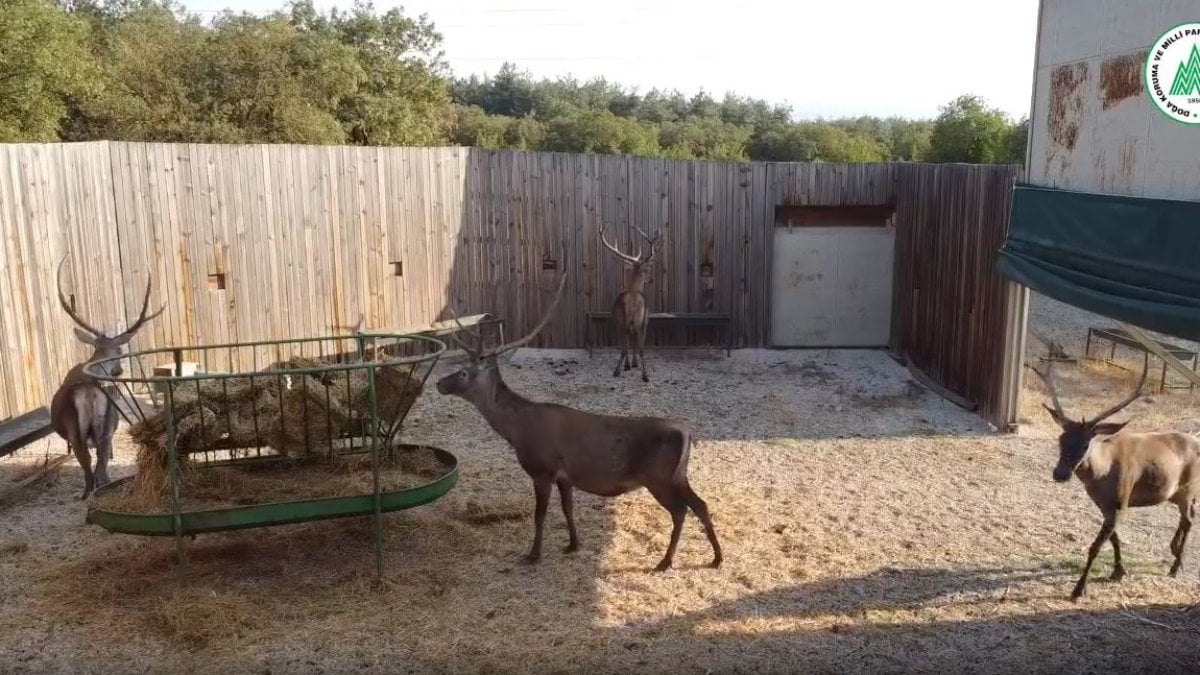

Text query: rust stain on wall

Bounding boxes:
[1049,62,1088,151]
[1120,137,1137,180]
[1047,62,1089,178]
[1101,51,1147,110]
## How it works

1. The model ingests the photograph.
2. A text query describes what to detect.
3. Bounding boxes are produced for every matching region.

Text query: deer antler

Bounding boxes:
[633,225,662,264]
[445,306,484,359]
[598,223,643,265]
[481,273,568,359]
[1088,357,1149,424]
[1029,360,1067,421]
[1030,355,1148,426]
[56,255,108,338]
[113,268,167,342]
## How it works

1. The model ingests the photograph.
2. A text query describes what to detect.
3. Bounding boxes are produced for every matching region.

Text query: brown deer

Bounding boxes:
[51,256,166,499]
[437,274,722,571]
[598,223,662,382]
[1031,357,1200,600]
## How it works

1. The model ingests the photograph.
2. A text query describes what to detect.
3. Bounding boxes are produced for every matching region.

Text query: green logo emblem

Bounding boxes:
[1146,23,1200,125]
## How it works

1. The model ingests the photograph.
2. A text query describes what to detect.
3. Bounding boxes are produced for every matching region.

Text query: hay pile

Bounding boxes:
[92,446,449,514]
[122,359,426,510]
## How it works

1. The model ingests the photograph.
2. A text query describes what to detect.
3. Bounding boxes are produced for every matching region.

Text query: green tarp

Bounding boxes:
[995,182,1200,342]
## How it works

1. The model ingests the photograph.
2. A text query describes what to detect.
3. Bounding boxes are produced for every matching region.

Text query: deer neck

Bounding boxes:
[625,269,648,294]
[469,369,536,445]
[62,362,100,389]
[1075,437,1116,482]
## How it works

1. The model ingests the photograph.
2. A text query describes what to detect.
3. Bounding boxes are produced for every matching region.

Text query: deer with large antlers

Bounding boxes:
[436,274,722,571]
[599,223,662,382]
[51,256,166,499]
[1031,357,1200,600]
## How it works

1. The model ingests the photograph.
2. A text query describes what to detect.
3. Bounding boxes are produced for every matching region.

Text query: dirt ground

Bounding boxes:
[2,292,1200,674]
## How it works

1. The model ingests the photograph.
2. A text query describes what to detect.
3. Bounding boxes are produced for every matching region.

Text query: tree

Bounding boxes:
[292,0,451,145]
[0,0,93,142]
[1004,116,1030,165]
[449,104,509,149]
[64,2,207,141]
[887,119,933,162]
[927,94,1017,164]
[545,110,661,156]
[659,118,751,161]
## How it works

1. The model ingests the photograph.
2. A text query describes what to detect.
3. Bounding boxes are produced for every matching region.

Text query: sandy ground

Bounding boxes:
[2,291,1200,674]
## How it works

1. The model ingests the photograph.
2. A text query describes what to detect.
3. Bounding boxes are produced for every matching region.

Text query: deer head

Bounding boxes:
[1030,359,1148,482]
[56,255,166,378]
[599,224,662,293]
[436,273,568,403]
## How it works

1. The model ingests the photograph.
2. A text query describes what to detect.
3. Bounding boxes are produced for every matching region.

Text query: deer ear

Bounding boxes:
[1093,422,1129,437]
[73,327,98,346]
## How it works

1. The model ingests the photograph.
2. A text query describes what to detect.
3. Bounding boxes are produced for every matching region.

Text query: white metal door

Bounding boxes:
[770,225,895,347]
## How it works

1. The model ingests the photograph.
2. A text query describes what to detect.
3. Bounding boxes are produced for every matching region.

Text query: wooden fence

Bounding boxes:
[0,141,1018,426]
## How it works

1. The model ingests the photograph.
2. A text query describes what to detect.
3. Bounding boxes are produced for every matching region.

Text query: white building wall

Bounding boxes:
[1027,0,1200,199]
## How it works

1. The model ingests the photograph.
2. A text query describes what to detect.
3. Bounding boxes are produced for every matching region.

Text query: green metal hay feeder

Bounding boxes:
[83,331,453,580]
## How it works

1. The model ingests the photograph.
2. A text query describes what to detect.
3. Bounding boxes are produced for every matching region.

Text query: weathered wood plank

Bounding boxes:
[0,143,1018,427]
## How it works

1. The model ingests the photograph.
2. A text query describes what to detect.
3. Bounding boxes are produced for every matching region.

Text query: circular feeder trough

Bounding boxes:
[83,330,451,579]
[85,444,458,536]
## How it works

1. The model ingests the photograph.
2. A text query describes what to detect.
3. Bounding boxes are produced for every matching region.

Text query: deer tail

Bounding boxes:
[672,428,693,485]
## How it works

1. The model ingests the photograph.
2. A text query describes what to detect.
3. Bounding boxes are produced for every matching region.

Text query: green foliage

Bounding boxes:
[545,110,661,156]
[56,0,447,144]
[0,0,93,142]
[659,118,751,161]
[928,94,1024,164]
[4,2,1026,167]
[288,0,450,145]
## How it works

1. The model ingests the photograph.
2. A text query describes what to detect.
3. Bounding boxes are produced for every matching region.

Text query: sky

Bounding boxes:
[182,0,1041,121]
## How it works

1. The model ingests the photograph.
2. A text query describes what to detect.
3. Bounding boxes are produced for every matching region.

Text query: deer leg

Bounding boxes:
[94,436,113,488]
[557,479,579,553]
[1169,501,1193,577]
[523,477,553,564]
[649,485,687,572]
[682,484,722,569]
[613,331,628,377]
[1073,513,1117,600]
[636,324,649,383]
[1108,531,1126,581]
[68,437,94,501]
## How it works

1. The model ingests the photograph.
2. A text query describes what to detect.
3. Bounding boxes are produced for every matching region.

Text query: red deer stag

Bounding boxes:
[51,256,166,499]
[598,223,662,382]
[1031,357,1200,600]
[437,274,722,571]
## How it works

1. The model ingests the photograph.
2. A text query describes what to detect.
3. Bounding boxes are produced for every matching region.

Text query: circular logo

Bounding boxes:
[1146,22,1200,125]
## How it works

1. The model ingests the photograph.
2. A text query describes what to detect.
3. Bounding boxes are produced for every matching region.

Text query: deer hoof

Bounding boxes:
[520,553,541,566]
[1110,567,1127,582]
[653,559,673,572]
[1169,565,1181,578]
[709,557,723,569]
[1070,587,1087,602]
[563,542,579,554]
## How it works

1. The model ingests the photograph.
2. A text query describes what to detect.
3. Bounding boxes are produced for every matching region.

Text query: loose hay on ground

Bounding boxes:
[6,343,1200,674]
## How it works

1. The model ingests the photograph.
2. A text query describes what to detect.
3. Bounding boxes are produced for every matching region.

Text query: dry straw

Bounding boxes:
[119,358,427,511]
[93,445,448,514]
